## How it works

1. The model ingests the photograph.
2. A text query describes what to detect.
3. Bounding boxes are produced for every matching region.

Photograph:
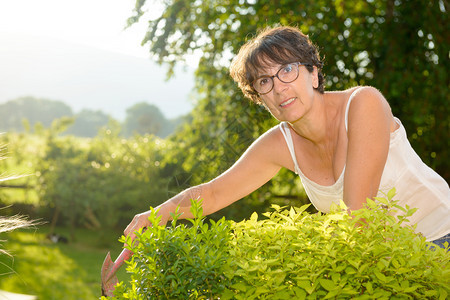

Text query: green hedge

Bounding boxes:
[105,190,450,299]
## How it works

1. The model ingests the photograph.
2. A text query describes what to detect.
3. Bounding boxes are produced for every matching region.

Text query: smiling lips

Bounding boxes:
[280,97,296,107]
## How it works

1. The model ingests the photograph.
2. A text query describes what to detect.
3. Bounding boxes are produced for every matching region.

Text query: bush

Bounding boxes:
[106,190,450,299]
[114,202,233,299]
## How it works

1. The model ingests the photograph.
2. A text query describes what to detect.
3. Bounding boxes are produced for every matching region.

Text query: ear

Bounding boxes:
[312,66,319,89]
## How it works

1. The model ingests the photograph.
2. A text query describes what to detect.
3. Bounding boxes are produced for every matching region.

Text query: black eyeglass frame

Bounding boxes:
[252,62,312,95]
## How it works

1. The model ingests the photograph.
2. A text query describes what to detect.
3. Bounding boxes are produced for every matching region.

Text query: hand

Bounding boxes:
[124,210,152,245]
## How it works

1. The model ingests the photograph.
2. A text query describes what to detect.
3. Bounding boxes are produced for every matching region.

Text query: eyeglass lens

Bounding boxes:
[253,63,300,95]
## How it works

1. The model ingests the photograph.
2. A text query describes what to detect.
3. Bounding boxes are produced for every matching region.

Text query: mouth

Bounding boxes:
[280,97,296,107]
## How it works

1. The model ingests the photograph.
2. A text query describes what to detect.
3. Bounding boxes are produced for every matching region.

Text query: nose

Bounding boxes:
[272,75,288,94]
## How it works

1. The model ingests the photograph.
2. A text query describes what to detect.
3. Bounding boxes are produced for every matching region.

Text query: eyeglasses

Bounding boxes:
[252,62,311,95]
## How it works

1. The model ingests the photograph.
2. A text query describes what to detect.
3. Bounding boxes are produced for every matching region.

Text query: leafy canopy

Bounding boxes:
[127,0,449,187]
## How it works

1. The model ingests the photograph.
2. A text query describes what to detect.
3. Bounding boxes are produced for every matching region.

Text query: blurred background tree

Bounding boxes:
[34,119,168,240]
[123,102,184,138]
[65,109,111,137]
[125,0,448,215]
[0,97,73,132]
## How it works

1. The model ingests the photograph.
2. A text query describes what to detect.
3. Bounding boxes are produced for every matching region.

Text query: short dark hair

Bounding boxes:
[230,25,325,105]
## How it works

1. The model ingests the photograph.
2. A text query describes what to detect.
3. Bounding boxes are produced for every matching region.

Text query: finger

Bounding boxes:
[124,216,140,236]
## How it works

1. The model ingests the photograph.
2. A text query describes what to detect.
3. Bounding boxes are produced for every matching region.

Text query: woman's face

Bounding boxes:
[257,62,319,123]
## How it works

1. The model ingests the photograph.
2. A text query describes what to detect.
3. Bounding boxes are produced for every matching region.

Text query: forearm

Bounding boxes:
[344,180,381,211]
[156,183,217,221]
[126,132,283,240]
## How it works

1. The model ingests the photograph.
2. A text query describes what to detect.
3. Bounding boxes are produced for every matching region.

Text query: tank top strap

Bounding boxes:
[345,87,364,132]
[279,122,300,174]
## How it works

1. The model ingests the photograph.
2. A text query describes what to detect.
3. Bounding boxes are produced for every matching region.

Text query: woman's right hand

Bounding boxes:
[124,204,171,245]
[123,210,152,245]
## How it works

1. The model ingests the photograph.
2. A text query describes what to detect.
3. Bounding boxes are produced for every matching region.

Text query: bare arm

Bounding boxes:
[124,127,284,241]
[344,86,394,210]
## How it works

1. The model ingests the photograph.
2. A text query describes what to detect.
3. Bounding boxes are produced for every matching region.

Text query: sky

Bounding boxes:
[0,0,157,59]
[0,0,195,119]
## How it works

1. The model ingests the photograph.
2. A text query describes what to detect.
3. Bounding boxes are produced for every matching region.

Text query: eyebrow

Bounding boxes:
[255,62,280,75]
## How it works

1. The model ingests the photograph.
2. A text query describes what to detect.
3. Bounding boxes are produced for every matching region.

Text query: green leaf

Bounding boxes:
[294,204,311,215]
[319,279,337,291]
[324,289,340,299]
[364,282,373,294]
[400,280,409,289]
[391,258,400,268]
[231,282,248,292]
[374,270,387,283]
[424,290,438,297]
[404,285,420,293]
[293,287,307,299]
[439,288,448,300]
[327,214,345,221]
[250,212,258,222]
[374,196,389,205]
[334,264,346,272]
[387,187,396,200]
[297,280,315,294]
[271,204,281,211]
[221,289,235,300]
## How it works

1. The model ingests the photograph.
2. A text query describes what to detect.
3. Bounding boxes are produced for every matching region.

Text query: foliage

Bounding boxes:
[33,121,169,237]
[1,117,281,236]
[225,192,450,299]
[106,191,450,299]
[113,200,233,299]
[128,0,449,184]
[0,115,188,234]
[0,132,43,206]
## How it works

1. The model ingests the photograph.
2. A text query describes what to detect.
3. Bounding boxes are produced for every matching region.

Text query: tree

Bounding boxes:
[123,102,169,137]
[34,119,169,239]
[65,109,112,137]
[126,0,449,193]
[0,96,73,131]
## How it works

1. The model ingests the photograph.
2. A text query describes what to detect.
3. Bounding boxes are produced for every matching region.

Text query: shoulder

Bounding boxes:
[253,123,285,147]
[345,86,394,136]
[346,86,392,121]
[245,123,293,167]
[348,86,390,109]
[325,86,389,112]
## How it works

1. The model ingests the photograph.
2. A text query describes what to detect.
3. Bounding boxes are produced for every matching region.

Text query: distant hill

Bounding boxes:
[0,31,195,121]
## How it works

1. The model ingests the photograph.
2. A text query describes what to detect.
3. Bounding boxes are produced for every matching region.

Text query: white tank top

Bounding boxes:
[279,88,450,241]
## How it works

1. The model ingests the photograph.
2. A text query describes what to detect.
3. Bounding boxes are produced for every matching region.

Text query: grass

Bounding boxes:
[0,224,131,299]
[45,225,130,291]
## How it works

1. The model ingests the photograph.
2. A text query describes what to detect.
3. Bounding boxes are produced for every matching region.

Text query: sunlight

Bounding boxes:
[0,0,152,58]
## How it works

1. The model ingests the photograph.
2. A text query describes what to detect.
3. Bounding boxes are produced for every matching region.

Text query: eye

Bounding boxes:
[281,64,294,74]
[257,77,270,86]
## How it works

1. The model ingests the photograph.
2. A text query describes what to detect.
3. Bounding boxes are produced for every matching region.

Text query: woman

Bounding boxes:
[125,25,450,248]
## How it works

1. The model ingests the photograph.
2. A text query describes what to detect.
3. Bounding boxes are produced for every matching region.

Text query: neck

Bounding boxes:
[288,93,332,145]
